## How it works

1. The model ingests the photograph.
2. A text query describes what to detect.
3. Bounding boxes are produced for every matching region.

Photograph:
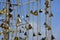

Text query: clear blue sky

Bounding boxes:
[52,0,60,40]
[0,0,60,40]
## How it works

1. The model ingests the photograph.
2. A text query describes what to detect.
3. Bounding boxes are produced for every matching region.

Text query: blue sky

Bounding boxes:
[52,0,60,40]
[0,0,60,40]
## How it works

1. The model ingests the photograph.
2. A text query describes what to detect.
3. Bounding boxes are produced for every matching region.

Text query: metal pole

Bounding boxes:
[37,0,42,40]
[44,0,49,40]
[3,0,10,40]
[32,4,34,40]
[36,0,38,40]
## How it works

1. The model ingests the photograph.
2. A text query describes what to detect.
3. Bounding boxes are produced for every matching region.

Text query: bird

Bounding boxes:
[39,9,43,13]
[33,10,38,16]
[38,32,41,35]
[16,14,22,27]
[14,36,19,40]
[33,33,36,37]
